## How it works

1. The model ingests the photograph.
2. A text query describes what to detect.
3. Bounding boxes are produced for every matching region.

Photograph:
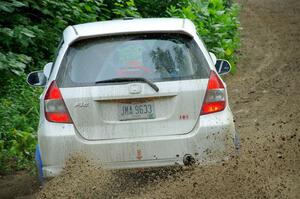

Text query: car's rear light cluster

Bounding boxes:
[44,81,72,123]
[201,71,226,115]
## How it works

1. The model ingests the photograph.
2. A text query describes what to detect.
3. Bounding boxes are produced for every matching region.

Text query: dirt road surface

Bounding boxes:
[1,0,299,198]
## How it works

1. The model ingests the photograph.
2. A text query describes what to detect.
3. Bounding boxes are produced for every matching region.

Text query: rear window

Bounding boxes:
[57,33,210,87]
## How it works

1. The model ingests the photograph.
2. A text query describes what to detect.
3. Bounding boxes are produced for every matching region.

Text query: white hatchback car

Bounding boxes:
[27,18,239,179]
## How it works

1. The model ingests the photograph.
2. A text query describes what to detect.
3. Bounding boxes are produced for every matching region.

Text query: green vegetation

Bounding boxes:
[0,75,40,172]
[0,0,239,173]
[167,0,240,70]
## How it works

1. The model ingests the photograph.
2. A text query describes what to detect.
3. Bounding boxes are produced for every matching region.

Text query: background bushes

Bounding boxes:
[0,0,239,173]
[0,75,40,172]
[167,0,240,70]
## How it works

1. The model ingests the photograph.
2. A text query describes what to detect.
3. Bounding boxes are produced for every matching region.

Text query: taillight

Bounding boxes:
[44,81,72,123]
[201,71,226,115]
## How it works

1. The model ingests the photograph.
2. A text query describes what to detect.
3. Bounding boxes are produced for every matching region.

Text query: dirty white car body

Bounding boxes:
[28,18,237,178]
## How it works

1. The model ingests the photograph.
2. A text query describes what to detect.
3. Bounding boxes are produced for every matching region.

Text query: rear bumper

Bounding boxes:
[38,107,236,178]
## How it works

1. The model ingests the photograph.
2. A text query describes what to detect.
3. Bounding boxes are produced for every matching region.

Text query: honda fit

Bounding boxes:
[27,18,238,178]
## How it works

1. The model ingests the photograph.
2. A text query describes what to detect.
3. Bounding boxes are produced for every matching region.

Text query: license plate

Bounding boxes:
[118,102,155,121]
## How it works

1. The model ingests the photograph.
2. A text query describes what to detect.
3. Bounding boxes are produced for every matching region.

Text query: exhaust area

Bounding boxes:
[183,154,195,166]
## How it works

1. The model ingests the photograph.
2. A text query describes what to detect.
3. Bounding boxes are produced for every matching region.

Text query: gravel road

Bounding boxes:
[1,0,299,198]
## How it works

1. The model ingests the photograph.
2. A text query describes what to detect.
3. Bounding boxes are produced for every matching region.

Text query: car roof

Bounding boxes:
[63,18,197,44]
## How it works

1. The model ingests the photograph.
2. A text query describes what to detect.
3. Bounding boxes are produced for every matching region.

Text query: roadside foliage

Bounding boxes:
[0,0,239,173]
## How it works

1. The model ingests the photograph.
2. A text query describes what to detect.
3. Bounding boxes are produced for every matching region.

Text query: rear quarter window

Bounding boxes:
[57,33,210,87]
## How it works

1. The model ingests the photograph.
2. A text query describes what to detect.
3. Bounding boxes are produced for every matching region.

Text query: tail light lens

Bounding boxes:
[44,81,72,123]
[201,71,226,115]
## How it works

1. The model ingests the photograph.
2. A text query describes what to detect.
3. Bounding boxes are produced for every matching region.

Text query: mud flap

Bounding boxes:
[35,145,44,185]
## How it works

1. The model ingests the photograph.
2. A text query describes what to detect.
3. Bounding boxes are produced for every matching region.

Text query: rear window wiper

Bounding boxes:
[95,77,159,92]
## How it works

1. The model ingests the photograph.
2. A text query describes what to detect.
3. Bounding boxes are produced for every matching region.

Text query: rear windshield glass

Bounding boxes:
[57,33,210,87]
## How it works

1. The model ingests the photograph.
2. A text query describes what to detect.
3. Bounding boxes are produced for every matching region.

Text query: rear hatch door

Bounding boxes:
[57,33,210,140]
